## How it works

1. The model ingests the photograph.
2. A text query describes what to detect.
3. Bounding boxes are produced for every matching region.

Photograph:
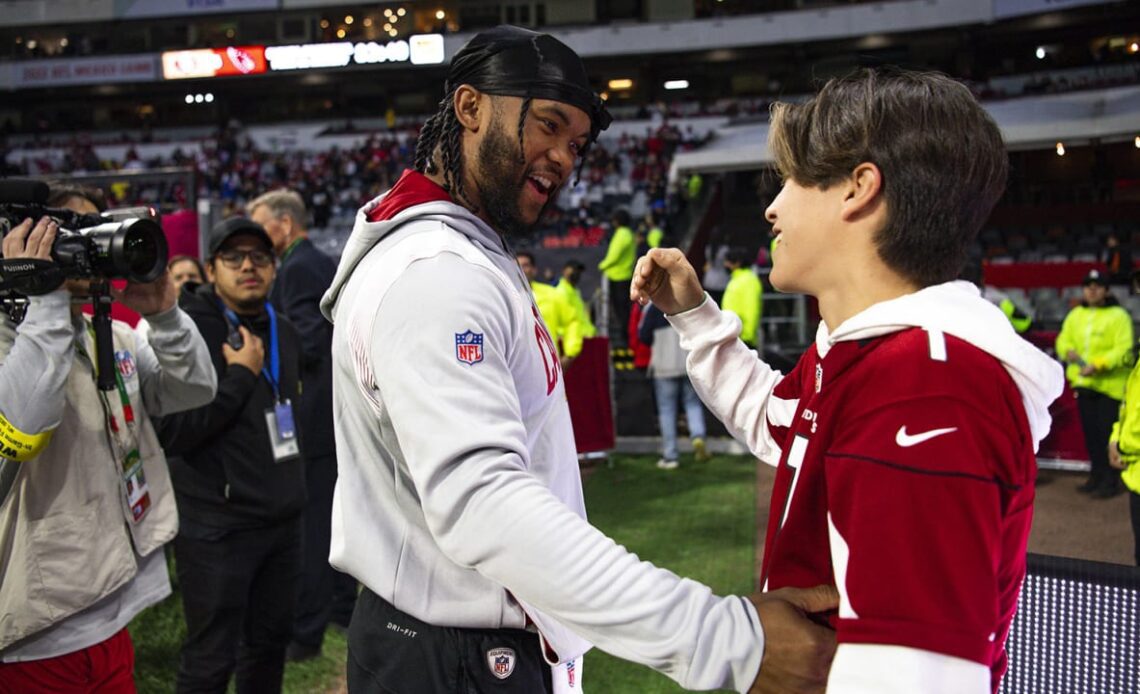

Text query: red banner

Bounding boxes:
[564,337,615,455]
[162,46,267,80]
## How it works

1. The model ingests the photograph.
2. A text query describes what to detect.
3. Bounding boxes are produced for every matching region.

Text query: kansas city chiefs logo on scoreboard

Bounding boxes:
[455,330,484,365]
[486,647,515,679]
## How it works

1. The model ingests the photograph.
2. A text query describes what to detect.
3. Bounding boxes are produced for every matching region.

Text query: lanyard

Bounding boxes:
[220,302,281,401]
[280,237,303,263]
[75,323,137,459]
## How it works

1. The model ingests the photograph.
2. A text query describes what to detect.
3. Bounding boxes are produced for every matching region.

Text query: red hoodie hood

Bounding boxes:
[366,170,453,223]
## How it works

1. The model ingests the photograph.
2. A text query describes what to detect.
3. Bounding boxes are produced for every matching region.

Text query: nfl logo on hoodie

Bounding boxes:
[455,330,484,365]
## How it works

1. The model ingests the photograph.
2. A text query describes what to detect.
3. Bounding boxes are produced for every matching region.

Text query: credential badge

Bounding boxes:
[487,647,516,680]
[455,330,484,365]
[814,363,823,393]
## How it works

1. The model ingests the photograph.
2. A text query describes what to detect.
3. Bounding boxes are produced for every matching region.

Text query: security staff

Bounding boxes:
[1056,268,1134,498]
[722,247,763,348]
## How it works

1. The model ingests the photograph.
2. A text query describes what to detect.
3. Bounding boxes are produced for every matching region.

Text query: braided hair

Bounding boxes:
[414,92,538,212]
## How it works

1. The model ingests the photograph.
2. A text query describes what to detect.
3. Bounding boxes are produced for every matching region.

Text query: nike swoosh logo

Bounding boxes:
[895,426,958,447]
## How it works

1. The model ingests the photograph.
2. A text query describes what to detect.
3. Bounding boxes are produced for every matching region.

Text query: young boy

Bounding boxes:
[631,69,1065,693]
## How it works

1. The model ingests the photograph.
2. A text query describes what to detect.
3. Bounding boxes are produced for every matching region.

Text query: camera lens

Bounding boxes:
[123,224,160,278]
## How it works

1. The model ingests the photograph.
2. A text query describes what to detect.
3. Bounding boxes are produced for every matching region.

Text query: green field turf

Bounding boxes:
[129,452,756,693]
[580,453,757,693]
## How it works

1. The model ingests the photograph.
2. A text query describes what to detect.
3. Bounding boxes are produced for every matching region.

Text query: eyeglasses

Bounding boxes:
[216,249,274,269]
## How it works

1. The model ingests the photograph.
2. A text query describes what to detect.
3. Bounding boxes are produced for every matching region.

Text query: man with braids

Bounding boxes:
[320,25,837,694]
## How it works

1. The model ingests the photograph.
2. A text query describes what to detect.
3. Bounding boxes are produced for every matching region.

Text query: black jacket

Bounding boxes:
[156,283,307,528]
[270,238,336,457]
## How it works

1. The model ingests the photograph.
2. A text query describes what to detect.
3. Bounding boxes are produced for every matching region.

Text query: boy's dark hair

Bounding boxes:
[45,182,107,212]
[515,251,536,265]
[612,209,631,228]
[768,68,1008,287]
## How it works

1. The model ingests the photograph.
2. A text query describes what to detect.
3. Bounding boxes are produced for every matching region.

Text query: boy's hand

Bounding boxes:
[630,248,705,315]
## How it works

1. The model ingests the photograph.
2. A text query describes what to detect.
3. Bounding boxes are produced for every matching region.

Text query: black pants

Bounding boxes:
[1075,388,1121,492]
[174,517,302,694]
[346,589,553,694]
[609,278,631,344]
[293,454,358,648]
[1131,490,1140,566]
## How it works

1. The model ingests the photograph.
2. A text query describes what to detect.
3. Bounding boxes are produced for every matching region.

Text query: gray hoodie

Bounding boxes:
[321,172,763,692]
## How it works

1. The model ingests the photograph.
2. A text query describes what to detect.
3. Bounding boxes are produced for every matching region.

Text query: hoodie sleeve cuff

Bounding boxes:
[665,293,725,344]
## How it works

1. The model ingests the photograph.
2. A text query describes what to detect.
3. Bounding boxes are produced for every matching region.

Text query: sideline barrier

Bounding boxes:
[1001,553,1140,694]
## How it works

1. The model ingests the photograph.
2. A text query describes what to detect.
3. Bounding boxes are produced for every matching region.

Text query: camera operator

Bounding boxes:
[0,186,217,691]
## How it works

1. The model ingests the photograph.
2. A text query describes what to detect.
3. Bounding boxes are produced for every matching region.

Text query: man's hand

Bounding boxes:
[630,248,704,315]
[110,271,177,317]
[1109,441,1124,470]
[2,217,58,260]
[1079,364,1096,377]
[222,326,265,374]
[749,585,839,694]
[1065,350,1081,364]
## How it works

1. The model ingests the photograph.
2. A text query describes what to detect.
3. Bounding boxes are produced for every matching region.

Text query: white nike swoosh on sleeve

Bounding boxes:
[895,426,958,447]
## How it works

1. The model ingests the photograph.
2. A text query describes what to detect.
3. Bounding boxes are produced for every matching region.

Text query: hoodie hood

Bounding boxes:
[321,170,516,322]
[820,280,1065,448]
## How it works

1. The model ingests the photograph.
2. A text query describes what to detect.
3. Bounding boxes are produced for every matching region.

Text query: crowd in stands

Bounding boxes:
[4,120,711,249]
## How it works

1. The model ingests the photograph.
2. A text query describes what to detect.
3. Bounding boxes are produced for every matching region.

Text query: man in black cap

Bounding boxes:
[320,25,836,694]
[1056,268,1134,497]
[156,217,308,693]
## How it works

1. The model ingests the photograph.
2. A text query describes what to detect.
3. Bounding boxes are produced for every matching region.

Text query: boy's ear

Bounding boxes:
[453,85,485,133]
[841,162,884,222]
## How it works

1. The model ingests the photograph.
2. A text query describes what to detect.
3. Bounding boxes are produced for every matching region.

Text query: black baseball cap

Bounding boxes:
[208,217,273,256]
[1083,269,1108,286]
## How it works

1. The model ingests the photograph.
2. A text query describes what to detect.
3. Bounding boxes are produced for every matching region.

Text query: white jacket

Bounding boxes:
[321,181,763,692]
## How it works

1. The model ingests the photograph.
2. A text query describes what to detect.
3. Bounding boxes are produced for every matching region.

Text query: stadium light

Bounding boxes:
[398,8,406,16]
[205,93,214,103]
[1134,135,1140,149]
[320,19,329,29]
[664,79,689,90]
[1055,141,1065,156]
[194,94,204,103]
[345,15,354,24]
[1036,46,1046,59]
[435,10,446,20]
[608,78,634,90]
[337,28,347,39]
[184,94,194,104]
[1131,42,1139,54]
[363,18,373,27]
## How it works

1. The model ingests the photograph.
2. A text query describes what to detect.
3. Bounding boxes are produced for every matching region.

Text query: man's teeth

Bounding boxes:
[530,175,553,193]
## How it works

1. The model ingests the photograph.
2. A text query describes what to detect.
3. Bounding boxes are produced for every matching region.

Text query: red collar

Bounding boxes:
[366,170,454,223]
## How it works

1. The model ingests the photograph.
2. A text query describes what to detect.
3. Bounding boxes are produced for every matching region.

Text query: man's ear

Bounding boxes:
[453,85,485,133]
[205,260,216,283]
[841,162,883,222]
